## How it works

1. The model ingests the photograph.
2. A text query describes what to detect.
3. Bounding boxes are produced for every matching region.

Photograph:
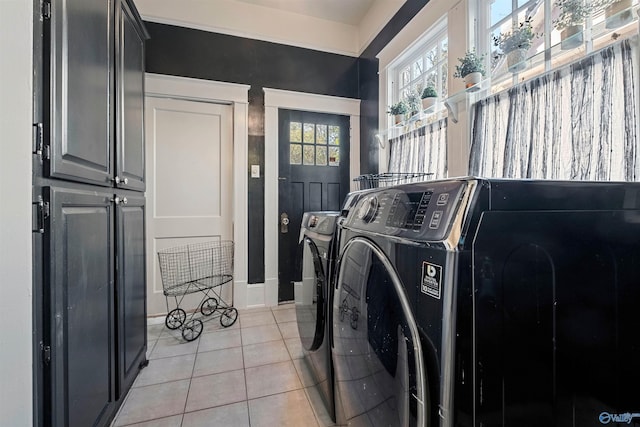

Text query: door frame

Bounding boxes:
[144,73,251,308]
[264,88,360,307]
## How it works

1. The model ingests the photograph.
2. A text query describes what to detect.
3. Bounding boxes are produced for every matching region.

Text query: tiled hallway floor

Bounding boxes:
[111,304,334,427]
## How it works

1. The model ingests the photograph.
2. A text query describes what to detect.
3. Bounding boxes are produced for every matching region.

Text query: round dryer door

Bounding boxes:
[296,237,326,351]
[333,237,426,426]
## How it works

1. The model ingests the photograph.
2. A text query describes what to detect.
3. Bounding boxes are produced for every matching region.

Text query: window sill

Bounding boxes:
[444,79,492,123]
[377,102,445,145]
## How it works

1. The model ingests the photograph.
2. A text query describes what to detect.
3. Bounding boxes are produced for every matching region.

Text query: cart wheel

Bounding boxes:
[165,308,186,330]
[181,319,203,342]
[200,298,219,316]
[350,307,359,330]
[220,307,238,327]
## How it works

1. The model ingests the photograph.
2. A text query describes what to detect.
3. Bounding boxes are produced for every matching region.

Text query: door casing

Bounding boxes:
[264,88,361,307]
[144,74,250,308]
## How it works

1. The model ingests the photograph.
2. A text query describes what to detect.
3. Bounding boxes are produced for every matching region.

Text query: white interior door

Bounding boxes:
[145,96,233,316]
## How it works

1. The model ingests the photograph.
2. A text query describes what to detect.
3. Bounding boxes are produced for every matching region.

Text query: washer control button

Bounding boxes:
[429,210,443,229]
[436,193,449,206]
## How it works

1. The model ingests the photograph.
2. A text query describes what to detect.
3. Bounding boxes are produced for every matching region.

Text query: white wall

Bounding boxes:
[0,0,33,425]
[134,0,359,55]
[133,0,403,56]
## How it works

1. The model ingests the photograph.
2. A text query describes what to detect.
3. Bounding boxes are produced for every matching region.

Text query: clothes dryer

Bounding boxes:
[296,211,340,421]
[332,178,640,427]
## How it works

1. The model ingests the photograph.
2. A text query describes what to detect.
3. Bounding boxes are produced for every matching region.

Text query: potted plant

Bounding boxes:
[388,101,408,125]
[405,91,422,117]
[554,0,607,49]
[604,0,633,29]
[453,50,486,89]
[421,86,438,110]
[493,17,538,73]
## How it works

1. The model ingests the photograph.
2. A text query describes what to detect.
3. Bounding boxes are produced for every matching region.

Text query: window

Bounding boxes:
[391,18,448,109]
[479,0,639,91]
[289,121,340,166]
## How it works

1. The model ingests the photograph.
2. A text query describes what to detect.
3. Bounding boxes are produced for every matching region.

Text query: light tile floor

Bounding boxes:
[111,304,335,427]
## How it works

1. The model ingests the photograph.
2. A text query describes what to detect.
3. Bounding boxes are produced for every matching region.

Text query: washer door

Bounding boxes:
[296,237,327,351]
[333,237,426,427]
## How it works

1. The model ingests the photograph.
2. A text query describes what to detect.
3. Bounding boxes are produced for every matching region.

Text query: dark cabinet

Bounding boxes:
[115,193,147,396]
[116,0,147,191]
[47,187,116,427]
[48,0,148,191]
[49,0,113,186]
[38,0,149,426]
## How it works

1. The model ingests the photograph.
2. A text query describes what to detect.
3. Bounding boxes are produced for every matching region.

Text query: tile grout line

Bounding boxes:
[178,321,201,427]
[240,310,252,427]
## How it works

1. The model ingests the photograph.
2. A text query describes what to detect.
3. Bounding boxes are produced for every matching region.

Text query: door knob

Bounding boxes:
[114,176,128,185]
[280,213,289,233]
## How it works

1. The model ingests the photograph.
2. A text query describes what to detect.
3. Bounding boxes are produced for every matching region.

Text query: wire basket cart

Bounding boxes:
[157,240,238,342]
[353,172,433,190]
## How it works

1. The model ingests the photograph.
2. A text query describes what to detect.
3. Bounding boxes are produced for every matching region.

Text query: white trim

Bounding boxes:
[263,88,360,306]
[145,73,250,104]
[1,0,33,424]
[142,16,359,57]
[144,73,251,309]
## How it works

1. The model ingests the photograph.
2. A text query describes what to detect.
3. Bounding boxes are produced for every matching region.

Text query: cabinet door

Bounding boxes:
[49,0,113,186]
[115,193,147,396]
[47,187,115,427]
[115,0,148,191]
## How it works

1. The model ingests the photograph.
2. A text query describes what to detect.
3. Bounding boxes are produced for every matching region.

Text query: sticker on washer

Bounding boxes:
[421,262,442,299]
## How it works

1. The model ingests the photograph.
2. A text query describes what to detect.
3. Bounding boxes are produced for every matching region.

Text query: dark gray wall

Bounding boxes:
[144,23,359,283]
[143,0,430,284]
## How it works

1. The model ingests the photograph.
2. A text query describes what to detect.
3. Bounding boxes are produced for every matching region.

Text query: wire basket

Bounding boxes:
[353,172,433,190]
[158,241,234,297]
[157,240,237,342]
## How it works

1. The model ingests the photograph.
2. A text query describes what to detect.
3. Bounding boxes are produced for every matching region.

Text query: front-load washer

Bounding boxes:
[296,211,341,421]
[332,177,640,427]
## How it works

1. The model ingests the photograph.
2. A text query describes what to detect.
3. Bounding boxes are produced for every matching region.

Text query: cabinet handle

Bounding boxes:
[113,176,129,185]
[111,196,128,205]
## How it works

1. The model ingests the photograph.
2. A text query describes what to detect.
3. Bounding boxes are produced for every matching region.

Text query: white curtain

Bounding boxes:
[469,38,638,181]
[388,118,448,179]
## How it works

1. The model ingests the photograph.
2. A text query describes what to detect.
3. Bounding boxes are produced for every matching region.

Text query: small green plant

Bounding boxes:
[554,0,609,30]
[453,50,486,78]
[494,17,539,53]
[387,101,408,116]
[405,91,422,115]
[421,86,438,98]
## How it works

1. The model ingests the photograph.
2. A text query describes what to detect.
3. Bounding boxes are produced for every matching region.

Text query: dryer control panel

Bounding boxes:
[344,179,469,242]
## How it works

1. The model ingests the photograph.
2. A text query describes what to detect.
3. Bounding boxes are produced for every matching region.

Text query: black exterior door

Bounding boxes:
[278,109,350,302]
[47,186,116,427]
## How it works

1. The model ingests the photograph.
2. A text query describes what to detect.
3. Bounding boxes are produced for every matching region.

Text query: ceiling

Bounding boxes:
[233,0,376,25]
